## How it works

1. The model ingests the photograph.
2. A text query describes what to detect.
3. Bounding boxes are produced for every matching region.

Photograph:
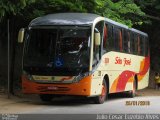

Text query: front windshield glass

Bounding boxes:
[23,26,91,76]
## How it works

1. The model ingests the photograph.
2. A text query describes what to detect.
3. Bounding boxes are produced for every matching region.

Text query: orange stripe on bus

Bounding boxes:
[110,77,119,93]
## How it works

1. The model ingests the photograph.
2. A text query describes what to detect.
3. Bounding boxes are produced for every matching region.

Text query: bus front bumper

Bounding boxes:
[22,75,92,96]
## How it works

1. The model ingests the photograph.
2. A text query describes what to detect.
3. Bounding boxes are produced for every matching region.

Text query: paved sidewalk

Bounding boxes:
[0,93,44,114]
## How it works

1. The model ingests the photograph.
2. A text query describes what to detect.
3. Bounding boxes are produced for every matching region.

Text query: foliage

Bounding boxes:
[95,0,146,27]
[1,0,160,27]
[137,0,160,72]
[0,0,149,27]
[18,0,96,21]
[0,0,36,19]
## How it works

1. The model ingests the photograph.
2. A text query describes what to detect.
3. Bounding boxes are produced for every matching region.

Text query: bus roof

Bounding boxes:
[29,13,101,26]
[129,28,148,37]
[105,17,128,29]
[29,13,148,37]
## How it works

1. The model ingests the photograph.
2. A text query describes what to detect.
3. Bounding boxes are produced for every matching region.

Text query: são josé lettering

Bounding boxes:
[115,57,131,66]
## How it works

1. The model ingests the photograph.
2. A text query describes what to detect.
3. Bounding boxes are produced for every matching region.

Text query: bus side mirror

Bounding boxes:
[94,32,100,46]
[18,28,25,43]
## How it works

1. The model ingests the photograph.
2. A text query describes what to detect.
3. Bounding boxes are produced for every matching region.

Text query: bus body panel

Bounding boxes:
[90,51,150,94]
[22,75,92,96]
[90,71,103,96]
[137,70,149,89]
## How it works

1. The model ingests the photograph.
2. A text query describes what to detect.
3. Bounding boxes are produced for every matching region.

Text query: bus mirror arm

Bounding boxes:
[18,28,25,43]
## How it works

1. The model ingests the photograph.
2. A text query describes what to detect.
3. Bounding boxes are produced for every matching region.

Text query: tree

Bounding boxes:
[95,0,146,27]
[0,0,148,27]
[0,0,36,20]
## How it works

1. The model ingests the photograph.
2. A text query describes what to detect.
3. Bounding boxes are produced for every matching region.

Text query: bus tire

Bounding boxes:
[128,79,136,98]
[94,80,107,104]
[39,94,53,102]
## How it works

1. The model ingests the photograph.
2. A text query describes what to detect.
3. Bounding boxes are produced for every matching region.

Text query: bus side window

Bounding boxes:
[114,27,123,52]
[105,24,114,52]
[144,37,149,56]
[140,36,145,56]
[130,33,134,54]
[134,34,138,55]
[123,30,129,53]
[123,30,128,53]
[127,32,131,53]
[137,35,141,55]
[130,33,137,55]
[103,24,108,52]
[119,30,123,52]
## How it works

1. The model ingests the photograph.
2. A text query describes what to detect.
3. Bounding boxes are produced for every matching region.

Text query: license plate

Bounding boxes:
[48,86,58,90]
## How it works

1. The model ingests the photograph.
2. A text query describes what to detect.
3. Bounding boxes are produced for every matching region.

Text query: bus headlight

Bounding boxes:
[23,71,34,81]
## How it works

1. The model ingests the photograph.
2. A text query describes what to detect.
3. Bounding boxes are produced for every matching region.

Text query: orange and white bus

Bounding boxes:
[18,13,150,104]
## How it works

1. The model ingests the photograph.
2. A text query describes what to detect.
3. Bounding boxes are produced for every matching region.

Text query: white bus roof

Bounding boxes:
[129,28,148,37]
[29,13,101,26]
[29,13,148,37]
[105,17,128,29]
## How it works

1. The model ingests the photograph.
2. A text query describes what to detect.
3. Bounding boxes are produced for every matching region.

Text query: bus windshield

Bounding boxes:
[23,26,91,76]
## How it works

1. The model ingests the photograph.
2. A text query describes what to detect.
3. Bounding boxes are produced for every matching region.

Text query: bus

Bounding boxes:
[18,13,150,104]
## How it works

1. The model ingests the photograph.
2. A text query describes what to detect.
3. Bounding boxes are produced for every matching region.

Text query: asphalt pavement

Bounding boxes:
[0,88,160,114]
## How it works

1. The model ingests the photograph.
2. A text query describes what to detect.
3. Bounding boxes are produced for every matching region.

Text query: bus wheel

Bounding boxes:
[94,80,107,104]
[39,94,53,102]
[129,80,136,98]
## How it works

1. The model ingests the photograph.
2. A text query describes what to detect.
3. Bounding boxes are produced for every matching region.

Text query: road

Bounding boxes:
[0,88,160,115]
[23,96,160,114]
